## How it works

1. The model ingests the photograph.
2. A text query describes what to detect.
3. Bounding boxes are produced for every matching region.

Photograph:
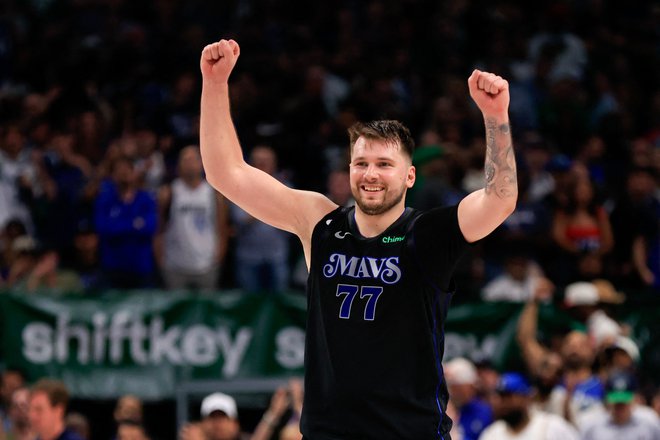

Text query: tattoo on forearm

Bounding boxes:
[484,119,517,198]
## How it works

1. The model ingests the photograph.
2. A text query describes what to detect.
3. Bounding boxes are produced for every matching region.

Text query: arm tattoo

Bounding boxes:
[484,118,517,198]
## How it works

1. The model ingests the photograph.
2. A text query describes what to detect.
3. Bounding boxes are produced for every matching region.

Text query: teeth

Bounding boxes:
[363,186,383,192]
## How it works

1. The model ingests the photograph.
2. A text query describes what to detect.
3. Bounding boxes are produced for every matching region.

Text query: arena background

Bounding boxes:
[0,0,658,439]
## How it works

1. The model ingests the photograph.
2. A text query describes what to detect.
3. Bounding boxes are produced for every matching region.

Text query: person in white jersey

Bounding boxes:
[156,145,229,290]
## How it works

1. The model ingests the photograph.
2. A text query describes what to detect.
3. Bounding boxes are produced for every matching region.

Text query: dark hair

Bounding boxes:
[30,378,69,410]
[348,120,415,160]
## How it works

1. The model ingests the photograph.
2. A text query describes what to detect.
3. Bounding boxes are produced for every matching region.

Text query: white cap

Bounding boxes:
[200,392,238,419]
[564,282,599,307]
[444,357,478,385]
[588,310,622,345]
[610,336,640,362]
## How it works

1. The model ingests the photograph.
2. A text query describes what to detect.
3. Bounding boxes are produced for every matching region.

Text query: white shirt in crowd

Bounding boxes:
[478,410,579,440]
[582,412,660,440]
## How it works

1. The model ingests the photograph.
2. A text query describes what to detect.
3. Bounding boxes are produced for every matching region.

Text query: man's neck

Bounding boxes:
[40,423,65,440]
[353,204,406,238]
[119,187,137,203]
[506,412,531,434]
[182,176,202,188]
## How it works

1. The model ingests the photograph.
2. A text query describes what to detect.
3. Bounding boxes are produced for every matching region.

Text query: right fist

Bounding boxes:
[200,39,240,84]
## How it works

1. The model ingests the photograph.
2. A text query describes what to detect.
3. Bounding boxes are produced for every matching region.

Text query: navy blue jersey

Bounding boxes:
[301,205,471,440]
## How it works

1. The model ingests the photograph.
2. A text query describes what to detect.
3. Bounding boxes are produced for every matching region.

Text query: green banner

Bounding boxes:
[0,291,308,399]
[1,291,658,399]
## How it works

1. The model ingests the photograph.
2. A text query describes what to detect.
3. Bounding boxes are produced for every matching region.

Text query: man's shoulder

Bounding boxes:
[536,411,580,437]
[477,420,507,439]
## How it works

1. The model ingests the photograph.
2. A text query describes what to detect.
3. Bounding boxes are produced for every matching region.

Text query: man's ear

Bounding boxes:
[406,166,416,188]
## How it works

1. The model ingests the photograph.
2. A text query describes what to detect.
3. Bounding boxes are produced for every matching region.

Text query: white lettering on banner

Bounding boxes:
[22,323,53,363]
[216,328,252,376]
[443,333,499,361]
[275,327,305,369]
[20,313,272,375]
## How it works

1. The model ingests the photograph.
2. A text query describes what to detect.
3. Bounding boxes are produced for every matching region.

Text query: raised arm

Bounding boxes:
[199,39,336,255]
[458,70,517,243]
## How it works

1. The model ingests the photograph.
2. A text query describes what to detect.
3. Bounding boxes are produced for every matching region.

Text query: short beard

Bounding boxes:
[501,409,527,429]
[564,354,589,371]
[354,187,405,216]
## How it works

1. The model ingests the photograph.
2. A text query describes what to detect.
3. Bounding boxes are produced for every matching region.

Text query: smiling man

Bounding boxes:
[28,379,83,440]
[199,39,517,440]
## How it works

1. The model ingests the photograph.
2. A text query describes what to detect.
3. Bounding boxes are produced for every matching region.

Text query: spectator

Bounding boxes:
[481,248,550,303]
[60,219,102,292]
[133,127,166,194]
[4,239,71,293]
[478,372,580,440]
[113,395,143,428]
[591,334,640,389]
[94,157,158,289]
[36,129,93,255]
[0,368,26,432]
[0,219,29,284]
[251,378,304,440]
[179,392,249,440]
[2,387,34,440]
[444,357,493,440]
[229,146,292,293]
[116,420,150,440]
[28,378,83,440]
[155,145,229,291]
[0,123,35,233]
[582,371,660,440]
[563,280,628,349]
[65,412,90,440]
[551,175,614,283]
[517,287,605,427]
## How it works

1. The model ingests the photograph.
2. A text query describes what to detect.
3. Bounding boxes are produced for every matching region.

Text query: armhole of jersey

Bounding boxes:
[310,206,346,258]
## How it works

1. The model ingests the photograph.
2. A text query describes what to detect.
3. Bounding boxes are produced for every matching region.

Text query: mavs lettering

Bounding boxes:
[322,253,402,284]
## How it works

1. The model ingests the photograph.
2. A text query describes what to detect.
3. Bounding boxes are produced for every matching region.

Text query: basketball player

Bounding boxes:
[199,39,517,440]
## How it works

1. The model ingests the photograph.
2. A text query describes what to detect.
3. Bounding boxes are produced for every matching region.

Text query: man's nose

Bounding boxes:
[363,164,378,179]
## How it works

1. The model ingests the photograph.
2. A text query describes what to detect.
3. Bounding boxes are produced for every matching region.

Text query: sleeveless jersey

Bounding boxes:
[163,179,218,273]
[301,205,471,440]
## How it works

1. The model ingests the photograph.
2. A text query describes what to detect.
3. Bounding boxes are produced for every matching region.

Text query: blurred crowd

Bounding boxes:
[0,0,657,296]
[0,371,306,440]
[0,0,659,439]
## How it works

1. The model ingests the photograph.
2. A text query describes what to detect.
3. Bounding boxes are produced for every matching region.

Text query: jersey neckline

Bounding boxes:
[346,206,415,241]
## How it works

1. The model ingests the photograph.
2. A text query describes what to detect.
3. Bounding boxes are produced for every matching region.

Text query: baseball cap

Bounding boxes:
[200,392,238,419]
[605,371,636,404]
[445,357,478,385]
[607,336,640,363]
[496,372,532,395]
[564,282,599,307]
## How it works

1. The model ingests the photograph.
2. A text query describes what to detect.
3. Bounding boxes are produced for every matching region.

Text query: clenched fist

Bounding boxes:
[200,39,240,84]
[467,69,509,118]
